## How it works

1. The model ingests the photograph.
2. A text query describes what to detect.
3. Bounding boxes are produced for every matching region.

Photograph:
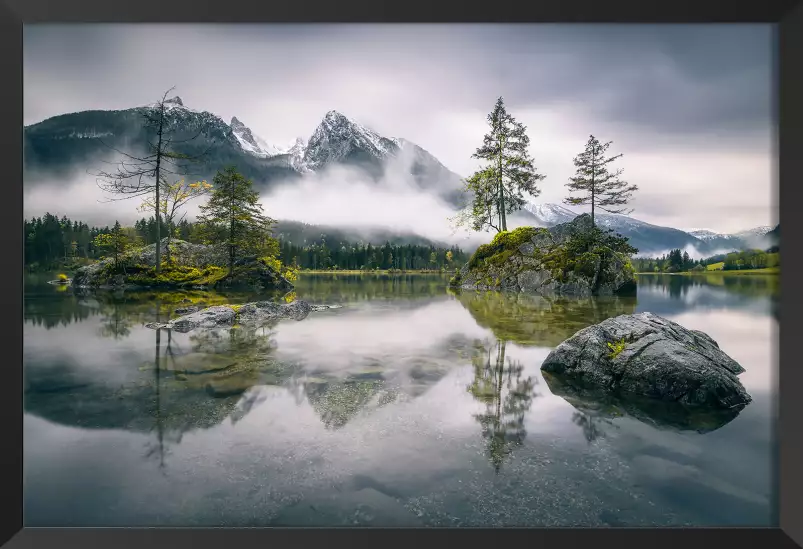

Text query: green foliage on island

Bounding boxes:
[453,222,638,292]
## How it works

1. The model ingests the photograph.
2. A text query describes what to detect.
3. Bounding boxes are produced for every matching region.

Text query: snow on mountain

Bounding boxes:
[229,116,302,159]
[285,137,309,172]
[687,229,724,242]
[521,202,578,226]
[687,226,772,241]
[302,110,400,171]
[162,96,187,112]
[732,226,773,239]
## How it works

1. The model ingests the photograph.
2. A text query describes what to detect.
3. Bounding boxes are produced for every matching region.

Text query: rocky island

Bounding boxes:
[71,239,294,293]
[451,214,637,297]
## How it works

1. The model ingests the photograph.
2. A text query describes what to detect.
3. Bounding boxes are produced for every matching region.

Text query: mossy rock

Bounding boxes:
[457,215,637,297]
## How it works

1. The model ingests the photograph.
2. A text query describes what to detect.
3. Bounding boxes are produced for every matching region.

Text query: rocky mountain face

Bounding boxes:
[24,97,769,255]
[24,100,464,204]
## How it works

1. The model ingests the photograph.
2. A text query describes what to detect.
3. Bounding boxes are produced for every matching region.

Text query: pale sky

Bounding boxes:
[23,24,776,234]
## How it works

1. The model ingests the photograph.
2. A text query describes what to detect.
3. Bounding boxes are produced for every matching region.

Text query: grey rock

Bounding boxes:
[541,312,751,410]
[146,299,324,334]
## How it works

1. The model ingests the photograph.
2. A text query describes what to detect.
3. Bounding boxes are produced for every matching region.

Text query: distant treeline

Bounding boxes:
[278,239,467,271]
[633,248,780,273]
[24,213,469,272]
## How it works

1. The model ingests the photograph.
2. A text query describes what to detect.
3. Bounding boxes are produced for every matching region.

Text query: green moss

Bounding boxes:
[467,227,546,270]
[607,338,627,359]
[126,264,228,287]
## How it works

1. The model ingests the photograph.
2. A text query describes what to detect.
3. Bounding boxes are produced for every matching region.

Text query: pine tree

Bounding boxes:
[93,220,132,270]
[196,166,277,274]
[564,135,638,227]
[460,97,545,233]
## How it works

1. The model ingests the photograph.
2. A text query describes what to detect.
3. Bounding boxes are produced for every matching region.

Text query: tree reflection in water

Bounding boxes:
[467,340,539,473]
[570,411,614,444]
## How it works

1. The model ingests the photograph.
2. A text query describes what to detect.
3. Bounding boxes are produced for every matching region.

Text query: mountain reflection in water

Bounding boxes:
[23,272,776,527]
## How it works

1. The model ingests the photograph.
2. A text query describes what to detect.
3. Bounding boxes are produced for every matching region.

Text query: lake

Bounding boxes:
[23,272,778,527]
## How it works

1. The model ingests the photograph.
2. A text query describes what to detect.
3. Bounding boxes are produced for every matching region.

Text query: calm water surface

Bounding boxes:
[23,273,778,527]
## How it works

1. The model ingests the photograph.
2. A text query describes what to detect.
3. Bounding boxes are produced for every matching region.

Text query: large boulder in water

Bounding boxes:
[451,214,637,297]
[540,312,751,410]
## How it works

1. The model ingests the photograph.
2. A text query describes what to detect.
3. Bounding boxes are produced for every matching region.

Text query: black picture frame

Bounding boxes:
[2,1,801,547]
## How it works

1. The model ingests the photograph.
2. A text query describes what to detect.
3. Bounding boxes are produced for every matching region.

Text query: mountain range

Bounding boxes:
[23,97,775,257]
[515,203,776,257]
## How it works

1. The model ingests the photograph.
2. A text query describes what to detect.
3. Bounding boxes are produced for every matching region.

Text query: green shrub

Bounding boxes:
[607,338,627,359]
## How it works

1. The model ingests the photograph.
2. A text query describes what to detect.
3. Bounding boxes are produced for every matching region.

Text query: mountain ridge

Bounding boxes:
[24,98,771,257]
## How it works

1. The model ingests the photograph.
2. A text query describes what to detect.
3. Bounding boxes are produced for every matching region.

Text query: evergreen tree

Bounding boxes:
[460,97,545,233]
[196,166,277,274]
[565,135,638,227]
[93,220,132,270]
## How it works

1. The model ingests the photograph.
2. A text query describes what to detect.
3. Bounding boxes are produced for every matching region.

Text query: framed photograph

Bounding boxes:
[3,1,800,547]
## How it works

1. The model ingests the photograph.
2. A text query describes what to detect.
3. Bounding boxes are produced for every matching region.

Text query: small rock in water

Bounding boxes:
[145,299,326,333]
[541,312,751,410]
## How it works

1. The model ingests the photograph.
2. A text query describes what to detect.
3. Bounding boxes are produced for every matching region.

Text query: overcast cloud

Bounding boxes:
[23,24,776,234]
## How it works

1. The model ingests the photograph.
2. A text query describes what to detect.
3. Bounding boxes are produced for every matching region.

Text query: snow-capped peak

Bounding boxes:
[159,96,190,113]
[229,116,299,158]
[687,229,724,241]
[522,202,579,226]
[732,226,773,239]
[302,110,399,170]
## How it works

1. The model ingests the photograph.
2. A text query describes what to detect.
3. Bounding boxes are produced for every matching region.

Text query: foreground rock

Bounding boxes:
[146,300,339,333]
[541,312,751,410]
[452,214,636,296]
[72,239,293,292]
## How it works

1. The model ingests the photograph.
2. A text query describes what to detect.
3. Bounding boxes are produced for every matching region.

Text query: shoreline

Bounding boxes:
[298,269,454,276]
[636,268,779,276]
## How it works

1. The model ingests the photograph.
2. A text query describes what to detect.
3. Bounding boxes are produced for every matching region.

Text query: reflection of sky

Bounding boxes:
[23,277,777,527]
[635,279,773,317]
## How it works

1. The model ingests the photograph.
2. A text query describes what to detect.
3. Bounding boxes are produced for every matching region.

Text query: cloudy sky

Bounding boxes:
[24,24,776,234]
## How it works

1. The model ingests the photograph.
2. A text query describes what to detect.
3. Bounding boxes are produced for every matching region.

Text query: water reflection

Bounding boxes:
[468,340,539,471]
[292,273,453,304]
[454,290,637,347]
[98,301,133,340]
[24,315,289,459]
[22,271,778,527]
[543,372,744,434]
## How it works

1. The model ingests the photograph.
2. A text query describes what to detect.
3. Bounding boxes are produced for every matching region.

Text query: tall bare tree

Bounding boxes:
[94,87,211,273]
[564,135,638,227]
